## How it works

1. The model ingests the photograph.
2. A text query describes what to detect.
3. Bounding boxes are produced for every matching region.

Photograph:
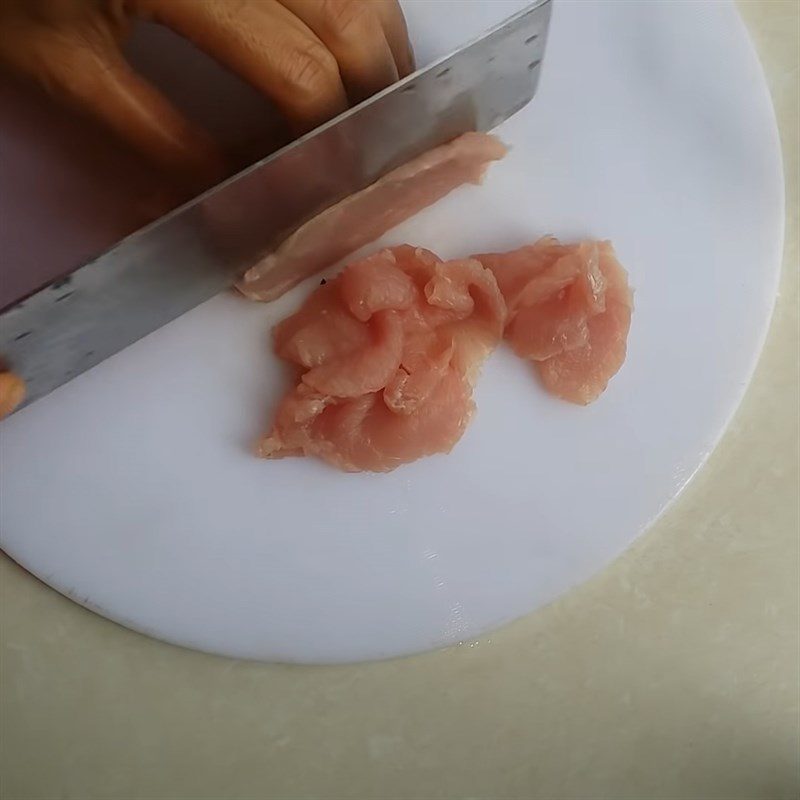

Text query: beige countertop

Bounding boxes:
[1,3,798,798]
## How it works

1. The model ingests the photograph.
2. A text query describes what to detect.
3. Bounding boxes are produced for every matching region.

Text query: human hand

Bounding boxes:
[0,0,414,180]
[0,0,414,417]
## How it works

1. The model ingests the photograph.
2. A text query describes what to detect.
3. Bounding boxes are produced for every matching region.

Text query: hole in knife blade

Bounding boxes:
[400,83,416,93]
[527,59,541,70]
[525,34,539,44]
[14,331,32,341]
[435,67,451,78]
[54,291,75,302]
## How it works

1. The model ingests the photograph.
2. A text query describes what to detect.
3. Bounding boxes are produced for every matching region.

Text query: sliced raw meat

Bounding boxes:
[236,133,507,301]
[339,249,417,321]
[273,282,370,368]
[302,310,404,398]
[259,246,506,472]
[259,370,473,472]
[474,238,632,404]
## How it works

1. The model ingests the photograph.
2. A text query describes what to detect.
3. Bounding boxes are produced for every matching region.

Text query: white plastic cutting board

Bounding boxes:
[0,0,783,663]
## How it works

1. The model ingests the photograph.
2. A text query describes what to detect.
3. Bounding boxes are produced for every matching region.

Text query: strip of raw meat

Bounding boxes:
[236,133,507,302]
[474,238,632,404]
[259,246,506,472]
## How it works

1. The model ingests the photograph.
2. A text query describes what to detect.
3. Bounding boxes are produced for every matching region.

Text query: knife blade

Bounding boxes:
[0,0,551,412]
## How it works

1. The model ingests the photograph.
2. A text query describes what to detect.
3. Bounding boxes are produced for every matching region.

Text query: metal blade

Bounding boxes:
[0,0,551,411]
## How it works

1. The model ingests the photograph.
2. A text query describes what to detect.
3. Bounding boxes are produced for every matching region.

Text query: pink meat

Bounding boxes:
[236,133,507,301]
[474,238,633,404]
[259,246,507,472]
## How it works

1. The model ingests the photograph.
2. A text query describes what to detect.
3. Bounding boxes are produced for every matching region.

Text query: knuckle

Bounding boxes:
[319,0,374,40]
[283,41,340,97]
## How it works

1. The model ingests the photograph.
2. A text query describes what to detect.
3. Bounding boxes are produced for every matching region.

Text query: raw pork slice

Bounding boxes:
[474,237,633,404]
[260,246,506,472]
[236,133,507,301]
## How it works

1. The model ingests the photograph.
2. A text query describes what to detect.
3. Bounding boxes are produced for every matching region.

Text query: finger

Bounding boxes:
[135,0,348,133]
[0,373,26,419]
[15,31,225,183]
[372,0,415,77]
[0,13,225,183]
[61,46,224,182]
[279,0,398,102]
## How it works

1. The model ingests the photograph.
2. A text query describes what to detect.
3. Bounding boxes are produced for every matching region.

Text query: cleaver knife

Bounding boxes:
[0,0,551,412]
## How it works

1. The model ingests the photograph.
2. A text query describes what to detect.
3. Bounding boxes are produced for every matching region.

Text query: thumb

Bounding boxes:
[0,373,26,419]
